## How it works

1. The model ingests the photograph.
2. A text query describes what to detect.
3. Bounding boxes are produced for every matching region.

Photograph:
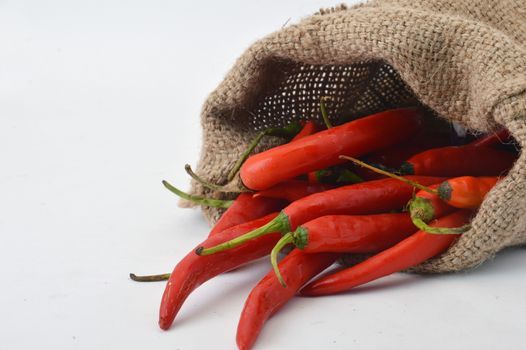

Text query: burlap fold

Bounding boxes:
[186,0,526,273]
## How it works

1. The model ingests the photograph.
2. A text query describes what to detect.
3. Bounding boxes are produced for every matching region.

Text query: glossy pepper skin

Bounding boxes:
[159,213,281,330]
[301,210,471,296]
[290,213,418,253]
[437,176,499,209]
[240,108,423,190]
[208,194,286,237]
[196,176,445,256]
[400,145,516,177]
[252,180,333,203]
[236,250,339,350]
[284,176,445,230]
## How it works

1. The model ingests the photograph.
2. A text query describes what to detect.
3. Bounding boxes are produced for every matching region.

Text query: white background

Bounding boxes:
[1,1,525,349]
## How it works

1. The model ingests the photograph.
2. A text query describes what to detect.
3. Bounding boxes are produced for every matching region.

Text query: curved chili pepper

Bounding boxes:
[469,128,510,148]
[344,155,496,220]
[158,213,282,330]
[196,176,445,256]
[252,180,333,203]
[240,108,423,190]
[209,193,286,237]
[400,145,516,177]
[236,250,339,350]
[301,210,472,296]
[270,213,418,286]
[437,176,499,209]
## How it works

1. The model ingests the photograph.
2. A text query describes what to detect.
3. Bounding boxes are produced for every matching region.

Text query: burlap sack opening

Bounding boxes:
[184,1,526,273]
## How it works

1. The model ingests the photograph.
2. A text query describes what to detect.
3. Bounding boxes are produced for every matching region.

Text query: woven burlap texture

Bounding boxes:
[184,0,526,273]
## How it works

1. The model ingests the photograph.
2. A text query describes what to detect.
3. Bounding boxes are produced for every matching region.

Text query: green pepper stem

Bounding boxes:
[408,197,435,222]
[227,132,266,181]
[184,164,228,192]
[226,121,302,181]
[196,212,290,256]
[412,217,471,234]
[340,155,438,195]
[129,273,171,282]
[162,180,233,209]
[271,233,294,288]
[320,96,333,129]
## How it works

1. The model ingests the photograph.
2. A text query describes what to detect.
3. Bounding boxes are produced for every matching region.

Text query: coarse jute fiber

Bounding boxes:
[182,0,526,273]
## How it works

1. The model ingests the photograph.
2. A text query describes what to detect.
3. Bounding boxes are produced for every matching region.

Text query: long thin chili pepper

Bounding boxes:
[196,176,445,256]
[301,210,472,296]
[159,213,282,330]
[236,250,339,350]
[184,121,317,193]
[344,156,500,209]
[252,180,333,202]
[271,213,418,286]
[240,108,424,190]
[399,145,516,177]
[209,194,287,237]
[469,128,510,148]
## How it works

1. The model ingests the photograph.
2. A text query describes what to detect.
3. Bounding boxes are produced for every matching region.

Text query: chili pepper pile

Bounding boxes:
[132,105,518,349]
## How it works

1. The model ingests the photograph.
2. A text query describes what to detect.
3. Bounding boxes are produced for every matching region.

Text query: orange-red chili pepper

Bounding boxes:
[158,213,282,330]
[196,176,444,256]
[436,176,499,209]
[236,250,339,350]
[301,210,472,296]
[240,108,423,190]
[400,145,516,177]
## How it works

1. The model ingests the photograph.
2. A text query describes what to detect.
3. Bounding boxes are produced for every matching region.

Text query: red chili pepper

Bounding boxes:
[469,128,510,148]
[290,120,319,141]
[240,108,424,190]
[196,176,445,256]
[236,250,339,350]
[252,180,332,203]
[364,132,451,170]
[400,145,516,177]
[209,193,286,237]
[158,213,282,330]
[300,210,472,296]
[436,176,499,209]
[270,213,419,286]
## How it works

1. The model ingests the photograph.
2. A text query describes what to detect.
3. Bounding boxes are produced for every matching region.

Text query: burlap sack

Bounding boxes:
[184,0,526,273]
